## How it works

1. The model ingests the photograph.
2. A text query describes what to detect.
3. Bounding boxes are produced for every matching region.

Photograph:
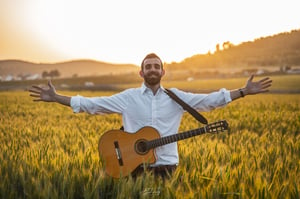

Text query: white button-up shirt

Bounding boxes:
[70,83,232,166]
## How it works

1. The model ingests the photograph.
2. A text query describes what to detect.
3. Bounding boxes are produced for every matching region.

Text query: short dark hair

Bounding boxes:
[141,53,163,69]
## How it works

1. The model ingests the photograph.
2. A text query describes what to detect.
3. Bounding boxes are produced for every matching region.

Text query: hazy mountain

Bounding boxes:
[1,29,299,79]
[0,59,139,78]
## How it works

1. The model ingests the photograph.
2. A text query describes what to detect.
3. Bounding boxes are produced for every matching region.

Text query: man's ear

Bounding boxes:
[162,69,165,76]
[139,70,144,78]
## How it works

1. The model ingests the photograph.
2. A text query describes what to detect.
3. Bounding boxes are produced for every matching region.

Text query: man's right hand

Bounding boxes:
[29,80,57,102]
[29,80,71,106]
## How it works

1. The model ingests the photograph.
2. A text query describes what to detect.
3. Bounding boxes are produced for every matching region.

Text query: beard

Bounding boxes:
[144,72,162,86]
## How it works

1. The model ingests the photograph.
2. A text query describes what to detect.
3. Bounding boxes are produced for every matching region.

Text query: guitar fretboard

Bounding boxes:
[147,127,206,149]
[146,120,228,149]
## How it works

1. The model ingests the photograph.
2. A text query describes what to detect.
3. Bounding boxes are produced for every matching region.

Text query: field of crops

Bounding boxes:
[0,88,299,198]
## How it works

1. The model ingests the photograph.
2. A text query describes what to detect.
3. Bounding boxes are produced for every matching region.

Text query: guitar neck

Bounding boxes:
[147,126,207,149]
[146,120,228,149]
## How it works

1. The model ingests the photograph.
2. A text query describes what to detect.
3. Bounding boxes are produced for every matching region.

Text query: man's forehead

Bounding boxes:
[143,58,162,66]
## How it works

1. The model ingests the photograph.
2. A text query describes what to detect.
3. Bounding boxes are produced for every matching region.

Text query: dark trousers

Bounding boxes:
[132,165,177,179]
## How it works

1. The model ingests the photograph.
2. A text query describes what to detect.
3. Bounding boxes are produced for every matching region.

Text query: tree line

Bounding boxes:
[42,69,60,78]
[166,29,300,69]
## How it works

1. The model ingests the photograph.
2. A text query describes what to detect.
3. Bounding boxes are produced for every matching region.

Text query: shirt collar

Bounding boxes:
[140,83,165,95]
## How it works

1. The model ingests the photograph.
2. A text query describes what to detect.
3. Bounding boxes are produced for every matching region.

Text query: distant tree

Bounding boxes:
[42,70,60,79]
[49,69,60,78]
[42,71,49,78]
[222,41,233,50]
[215,44,220,52]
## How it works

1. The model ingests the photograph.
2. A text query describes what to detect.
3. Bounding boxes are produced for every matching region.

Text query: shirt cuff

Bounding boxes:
[70,95,81,113]
[221,88,232,103]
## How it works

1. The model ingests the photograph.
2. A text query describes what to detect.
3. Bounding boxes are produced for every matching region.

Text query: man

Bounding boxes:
[29,53,272,178]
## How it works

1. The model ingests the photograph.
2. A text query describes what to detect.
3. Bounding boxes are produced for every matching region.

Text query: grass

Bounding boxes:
[0,83,299,198]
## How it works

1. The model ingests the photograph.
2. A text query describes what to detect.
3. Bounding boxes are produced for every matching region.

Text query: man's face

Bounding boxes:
[140,58,165,86]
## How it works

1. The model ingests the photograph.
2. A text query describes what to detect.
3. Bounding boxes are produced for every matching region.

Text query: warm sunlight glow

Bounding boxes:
[1,0,299,65]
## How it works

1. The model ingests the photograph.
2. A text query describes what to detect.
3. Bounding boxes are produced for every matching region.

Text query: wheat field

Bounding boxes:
[0,90,299,198]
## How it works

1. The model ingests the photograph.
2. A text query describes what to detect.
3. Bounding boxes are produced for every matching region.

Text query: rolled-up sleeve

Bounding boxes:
[218,88,232,105]
[70,95,82,113]
[70,91,128,114]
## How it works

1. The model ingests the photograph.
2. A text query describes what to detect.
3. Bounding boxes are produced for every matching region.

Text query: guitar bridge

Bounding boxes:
[114,141,124,166]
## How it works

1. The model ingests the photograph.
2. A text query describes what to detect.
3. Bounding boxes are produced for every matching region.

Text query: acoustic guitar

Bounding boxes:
[98,120,228,178]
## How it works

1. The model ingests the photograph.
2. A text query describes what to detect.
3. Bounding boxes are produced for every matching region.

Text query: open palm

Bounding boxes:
[245,75,272,95]
[29,80,57,102]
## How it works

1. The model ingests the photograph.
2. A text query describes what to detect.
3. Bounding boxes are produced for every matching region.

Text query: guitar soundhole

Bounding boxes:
[135,139,149,155]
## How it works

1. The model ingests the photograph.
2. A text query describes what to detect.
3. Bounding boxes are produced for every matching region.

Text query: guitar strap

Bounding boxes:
[164,88,208,125]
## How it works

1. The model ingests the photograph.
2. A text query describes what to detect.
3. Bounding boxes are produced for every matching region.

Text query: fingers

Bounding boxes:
[33,99,43,102]
[261,79,272,83]
[31,85,43,91]
[248,74,254,82]
[260,79,272,89]
[29,94,40,98]
[249,76,272,86]
[261,80,272,87]
[29,93,42,102]
[258,78,272,90]
[258,77,270,83]
[48,80,54,89]
[29,82,48,95]
[28,82,52,102]
[29,85,42,100]
[30,81,53,92]
[28,89,40,94]
[261,84,271,90]
[29,85,43,95]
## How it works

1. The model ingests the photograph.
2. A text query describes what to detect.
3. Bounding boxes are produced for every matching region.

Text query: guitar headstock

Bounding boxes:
[205,120,229,133]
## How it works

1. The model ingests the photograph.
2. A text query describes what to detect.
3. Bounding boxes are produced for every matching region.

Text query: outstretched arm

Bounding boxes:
[29,80,71,106]
[230,75,272,101]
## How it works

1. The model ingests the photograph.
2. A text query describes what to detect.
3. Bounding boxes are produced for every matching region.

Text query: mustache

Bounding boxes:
[146,71,160,76]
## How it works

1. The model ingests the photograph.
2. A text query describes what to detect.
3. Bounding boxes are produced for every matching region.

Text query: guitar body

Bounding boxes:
[98,126,160,178]
[98,120,228,178]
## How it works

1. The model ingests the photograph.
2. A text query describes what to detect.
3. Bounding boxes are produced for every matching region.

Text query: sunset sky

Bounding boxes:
[0,0,299,65]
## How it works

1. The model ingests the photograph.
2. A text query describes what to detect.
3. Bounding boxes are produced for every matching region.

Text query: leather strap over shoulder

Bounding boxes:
[164,88,208,125]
